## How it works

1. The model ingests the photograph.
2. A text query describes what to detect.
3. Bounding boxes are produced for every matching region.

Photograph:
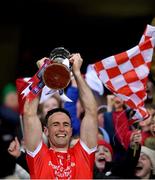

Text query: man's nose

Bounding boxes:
[59,124,65,131]
[139,156,143,162]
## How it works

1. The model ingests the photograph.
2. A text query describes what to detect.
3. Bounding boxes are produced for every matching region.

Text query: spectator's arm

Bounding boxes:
[8,137,21,158]
[107,95,115,112]
[113,111,132,150]
[16,152,29,173]
[8,137,29,172]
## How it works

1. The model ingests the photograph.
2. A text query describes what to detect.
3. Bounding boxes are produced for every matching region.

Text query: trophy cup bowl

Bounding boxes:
[43,47,71,90]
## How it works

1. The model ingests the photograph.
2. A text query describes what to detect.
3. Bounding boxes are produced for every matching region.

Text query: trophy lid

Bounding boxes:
[50,47,70,61]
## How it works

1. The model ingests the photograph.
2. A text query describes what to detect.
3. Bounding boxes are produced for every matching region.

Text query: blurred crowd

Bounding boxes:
[0,62,155,179]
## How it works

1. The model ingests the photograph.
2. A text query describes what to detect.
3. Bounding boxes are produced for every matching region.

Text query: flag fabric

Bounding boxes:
[16,77,31,114]
[93,24,155,120]
[139,25,155,44]
[85,64,104,95]
[40,86,72,104]
[16,59,51,114]
[16,77,72,115]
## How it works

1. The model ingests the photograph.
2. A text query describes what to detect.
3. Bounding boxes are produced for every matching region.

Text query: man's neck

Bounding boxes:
[49,143,69,152]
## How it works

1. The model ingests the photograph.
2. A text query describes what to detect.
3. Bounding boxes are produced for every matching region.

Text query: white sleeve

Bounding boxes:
[79,140,97,155]
[26,141,42,158]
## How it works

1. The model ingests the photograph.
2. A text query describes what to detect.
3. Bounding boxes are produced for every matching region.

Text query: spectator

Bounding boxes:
[38,94,62,128]
[98,127,110,143]
[144,136,155,150]
[1,83,18,111]
[0,106,19,178]
[135,146,155,179]
[103,95,130,160]
[93,140,113,179]
[97,105,107,128]
[0,82,22,141]
[8,137,29,178]
[149,113,155,137]
[93,130,142,179]
[97,105,110,143]
[145,73,155,105]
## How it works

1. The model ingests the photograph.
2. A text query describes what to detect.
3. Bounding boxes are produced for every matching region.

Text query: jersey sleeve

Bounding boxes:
[26,141,52,178]
[79,139,97,154]
[71,140,97,178]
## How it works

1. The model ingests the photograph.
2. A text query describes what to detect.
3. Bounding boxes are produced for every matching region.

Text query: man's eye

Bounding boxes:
[64,123,70,127]
[104,149,108,153]
[52,123,59,126]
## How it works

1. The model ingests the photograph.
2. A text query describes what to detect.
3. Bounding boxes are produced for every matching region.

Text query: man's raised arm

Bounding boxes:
[23,96,42,152]
[70,53,98,149]
[22,58,48,152]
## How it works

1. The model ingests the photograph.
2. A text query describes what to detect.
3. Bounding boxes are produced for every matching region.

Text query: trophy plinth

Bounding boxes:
[43,47,71,90]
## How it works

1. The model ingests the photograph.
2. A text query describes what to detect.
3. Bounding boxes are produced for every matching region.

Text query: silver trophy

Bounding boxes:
[43,47,71,90]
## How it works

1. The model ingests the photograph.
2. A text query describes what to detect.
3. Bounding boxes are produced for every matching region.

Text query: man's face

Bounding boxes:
[97,113,104,128]
[146,80,153,98]
[45,112,72,150]
[113,96,124,110]
[139,116,151,132]
[4,92,18,110]
[135,153,152,178]
[150,120,155,136]
[95,145,112,171]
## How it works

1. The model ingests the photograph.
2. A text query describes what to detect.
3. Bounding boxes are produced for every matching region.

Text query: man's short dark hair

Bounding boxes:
[45,108,71,126]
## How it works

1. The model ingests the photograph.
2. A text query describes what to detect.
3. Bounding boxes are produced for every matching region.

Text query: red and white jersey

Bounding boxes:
[26,140,96,179]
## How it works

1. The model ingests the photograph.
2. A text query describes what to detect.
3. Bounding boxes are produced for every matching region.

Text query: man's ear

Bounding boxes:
[44,126,49,137]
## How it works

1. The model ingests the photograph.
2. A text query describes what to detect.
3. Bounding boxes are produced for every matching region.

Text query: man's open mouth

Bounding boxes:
[135,166,143,171]
[56,134,66,137]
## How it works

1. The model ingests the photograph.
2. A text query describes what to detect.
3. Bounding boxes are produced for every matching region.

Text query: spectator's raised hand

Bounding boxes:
[107,94,115,112]
[130,130,142,146]
[8,137,21,158]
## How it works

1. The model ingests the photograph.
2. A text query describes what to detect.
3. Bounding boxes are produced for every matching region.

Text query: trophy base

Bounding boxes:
[43,63,71,90]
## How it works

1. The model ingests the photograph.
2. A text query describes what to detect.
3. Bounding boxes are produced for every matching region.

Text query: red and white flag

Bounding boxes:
[16,77,31,114]
[85,64,104,95]
[92,24,155,120]
[16,59,51,114]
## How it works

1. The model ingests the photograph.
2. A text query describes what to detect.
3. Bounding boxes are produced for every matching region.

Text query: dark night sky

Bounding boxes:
[0,0,154,88]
